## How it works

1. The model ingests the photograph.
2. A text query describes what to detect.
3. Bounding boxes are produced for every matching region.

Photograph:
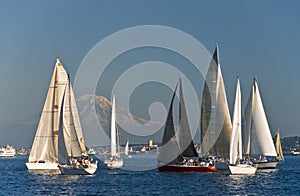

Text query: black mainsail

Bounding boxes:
[158,79,199,166]
[158,84,183,165]
[179,78,198,157]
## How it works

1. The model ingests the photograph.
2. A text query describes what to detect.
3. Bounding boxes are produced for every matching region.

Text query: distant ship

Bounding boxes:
[17,148,28,155]
[0,144,16,157]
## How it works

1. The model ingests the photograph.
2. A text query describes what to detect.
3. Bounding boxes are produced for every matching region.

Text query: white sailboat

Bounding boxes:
[26,59,68,172]
[125,140,132,158]
[201,44,232,170]
[58,75,98,175]
[244,78,278,169]
[229,78,257,175]
[104,96,123,169]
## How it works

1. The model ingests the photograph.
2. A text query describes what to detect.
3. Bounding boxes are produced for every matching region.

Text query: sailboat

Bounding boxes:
[243,78,278,169]
[26,59,68,172]
[274,130,284,162]
[58,74,98,175]
[201,43,232,170]
[228,78,257,175]
[104,96,124,169]
[158,78,216,172]
[125,140,132,158]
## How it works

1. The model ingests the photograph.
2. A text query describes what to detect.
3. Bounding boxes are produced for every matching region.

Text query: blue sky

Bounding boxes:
[0,0,299,147]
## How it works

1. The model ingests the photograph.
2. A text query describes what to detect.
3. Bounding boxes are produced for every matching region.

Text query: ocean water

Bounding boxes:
[0,154,299,195]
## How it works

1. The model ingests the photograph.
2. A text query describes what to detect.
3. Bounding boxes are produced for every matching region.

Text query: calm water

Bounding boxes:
[0,154,299,195]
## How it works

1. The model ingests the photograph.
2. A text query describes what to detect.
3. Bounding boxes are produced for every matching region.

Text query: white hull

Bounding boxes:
[0,153,16,157]
[256,161,278,169]
[59,163,98,175]
[0,146,16,157]
[229,164,257,175]
[104,156,123,169]
[26,162,59,171]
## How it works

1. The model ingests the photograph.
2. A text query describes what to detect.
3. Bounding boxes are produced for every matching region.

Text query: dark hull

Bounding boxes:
[158,165,217,172]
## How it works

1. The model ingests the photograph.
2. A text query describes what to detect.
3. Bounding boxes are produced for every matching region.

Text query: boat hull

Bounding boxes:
[229,164,257,175]
[158,165,217,172]
[25,162,60,172]
[0,153,15,157]
[26,162,59,170]
[59,164,97,175]
[105,159,124,169]
[256,161,278,169]
[104,156,124,169]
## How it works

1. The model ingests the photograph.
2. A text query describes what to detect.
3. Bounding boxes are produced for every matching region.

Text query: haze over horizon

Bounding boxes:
[0,1,299,148]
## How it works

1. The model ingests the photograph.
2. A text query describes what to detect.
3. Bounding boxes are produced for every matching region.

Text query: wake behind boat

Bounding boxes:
[158,78,216,172]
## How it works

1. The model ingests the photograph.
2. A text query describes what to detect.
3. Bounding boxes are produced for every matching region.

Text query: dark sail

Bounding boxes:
[201,46,218,155]
[179,78,198,157]
[201,44,232,156]
[158,84,183,165]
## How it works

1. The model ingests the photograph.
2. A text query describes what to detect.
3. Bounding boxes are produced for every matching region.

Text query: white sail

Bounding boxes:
[244,79,277,157]
[111,95,117,157]
[28,59,68,163]
[62,78,86,157]
[125,140,129,156]
[230,78,242,164]
[229,78,257,175]
[104,95,123,168]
